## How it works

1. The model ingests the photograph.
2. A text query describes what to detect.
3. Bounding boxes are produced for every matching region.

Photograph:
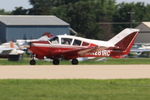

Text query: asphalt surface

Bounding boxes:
[0,65,150,79]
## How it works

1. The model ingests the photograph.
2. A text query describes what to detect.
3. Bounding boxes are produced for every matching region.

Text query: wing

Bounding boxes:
[53,46,108,59]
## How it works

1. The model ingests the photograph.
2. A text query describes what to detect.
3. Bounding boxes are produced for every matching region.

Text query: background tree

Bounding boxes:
[28,0,80,15]
[0,9,10,15]
[113,2,147,33]
[10,0,150,40]
[143,4,150,21]
[52,0,116,40]
[12,7,28,15]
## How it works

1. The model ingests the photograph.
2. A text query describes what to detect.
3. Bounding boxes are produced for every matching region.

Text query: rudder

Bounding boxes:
[109,28,139,54]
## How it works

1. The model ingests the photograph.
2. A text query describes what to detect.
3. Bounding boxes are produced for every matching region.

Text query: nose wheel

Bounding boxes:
[71,59,79,65]
[29,54,36,65]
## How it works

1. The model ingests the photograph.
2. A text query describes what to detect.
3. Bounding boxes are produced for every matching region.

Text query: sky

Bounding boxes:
[0,0,150,11]
[0,0,32,11]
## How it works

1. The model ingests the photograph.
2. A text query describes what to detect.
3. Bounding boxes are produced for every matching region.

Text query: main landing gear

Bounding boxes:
[71,59,79,65]
[52,58,79,65]
[52,59,60,65]
[30,59,36,65]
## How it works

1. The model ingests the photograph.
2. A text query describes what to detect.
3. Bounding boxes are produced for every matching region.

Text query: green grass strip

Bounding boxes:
[0,79,150,100]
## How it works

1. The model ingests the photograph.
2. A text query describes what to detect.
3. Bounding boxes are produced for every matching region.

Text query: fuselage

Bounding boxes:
[29,35,126,59]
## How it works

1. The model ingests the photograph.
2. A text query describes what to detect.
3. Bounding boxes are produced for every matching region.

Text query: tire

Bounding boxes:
[71,59,79,65]
[53,59,60,65]
[30,59,36,65]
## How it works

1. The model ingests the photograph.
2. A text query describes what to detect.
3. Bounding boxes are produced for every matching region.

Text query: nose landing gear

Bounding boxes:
[29,54,36,65]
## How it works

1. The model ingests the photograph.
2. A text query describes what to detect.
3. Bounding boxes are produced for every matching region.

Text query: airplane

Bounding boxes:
[0,32,52,59]
[130,43,150,57]
[29,28,139,65]
[0,41,24,59]
[139,44,150,50]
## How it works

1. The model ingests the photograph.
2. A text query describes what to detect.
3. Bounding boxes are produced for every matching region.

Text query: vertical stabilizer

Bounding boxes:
[108,28,139,54]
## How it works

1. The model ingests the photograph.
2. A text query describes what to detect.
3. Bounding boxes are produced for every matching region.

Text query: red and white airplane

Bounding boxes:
[29,28,139,65]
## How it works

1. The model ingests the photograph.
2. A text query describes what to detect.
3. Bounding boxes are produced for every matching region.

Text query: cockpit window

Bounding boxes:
[73,39,81,46]
[61,38,72,45]
[49,37,59,44]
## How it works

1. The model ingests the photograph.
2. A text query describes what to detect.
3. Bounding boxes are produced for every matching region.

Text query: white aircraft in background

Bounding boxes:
[130,43,150,57]
[0,41,24,58]
[16,32,54,50]
[139,44,150,49]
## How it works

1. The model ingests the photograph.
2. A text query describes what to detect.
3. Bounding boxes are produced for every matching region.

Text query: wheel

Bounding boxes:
[71,59,79,65]
[53,59,60,65]
[30,59,36,65]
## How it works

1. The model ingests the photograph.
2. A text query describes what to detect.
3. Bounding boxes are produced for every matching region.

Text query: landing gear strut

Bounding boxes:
[71,59,79,65]
[29,54,36,65]
[53,59,60,65]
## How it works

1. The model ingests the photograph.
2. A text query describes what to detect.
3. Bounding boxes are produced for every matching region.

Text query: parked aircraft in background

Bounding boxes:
[130,43,150,57]
[16,32,54,50]
[0,41,24,58]
[0,32,53,60]
[139,44,150,50]
[29,28,139,65]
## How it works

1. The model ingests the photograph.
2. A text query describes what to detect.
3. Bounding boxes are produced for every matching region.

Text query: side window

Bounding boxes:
[61,38,72,45]
[82,42,89,46]
[49,37,59,44]
[73,39,81,46]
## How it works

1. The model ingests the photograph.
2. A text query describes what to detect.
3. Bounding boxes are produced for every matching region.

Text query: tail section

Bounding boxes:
[108,28,139,54]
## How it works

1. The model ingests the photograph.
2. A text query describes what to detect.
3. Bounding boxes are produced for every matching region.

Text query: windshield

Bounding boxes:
[49,37,59,44]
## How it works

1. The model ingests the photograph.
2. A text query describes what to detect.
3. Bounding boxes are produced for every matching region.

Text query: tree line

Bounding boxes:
[1,0,150,40]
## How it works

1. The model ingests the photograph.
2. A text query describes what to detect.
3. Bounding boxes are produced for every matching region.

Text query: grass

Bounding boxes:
[0,57,150,65]
[0,79,150,100]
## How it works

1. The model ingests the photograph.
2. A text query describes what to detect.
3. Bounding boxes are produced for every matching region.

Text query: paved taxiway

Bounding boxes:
[0,65,150,79]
